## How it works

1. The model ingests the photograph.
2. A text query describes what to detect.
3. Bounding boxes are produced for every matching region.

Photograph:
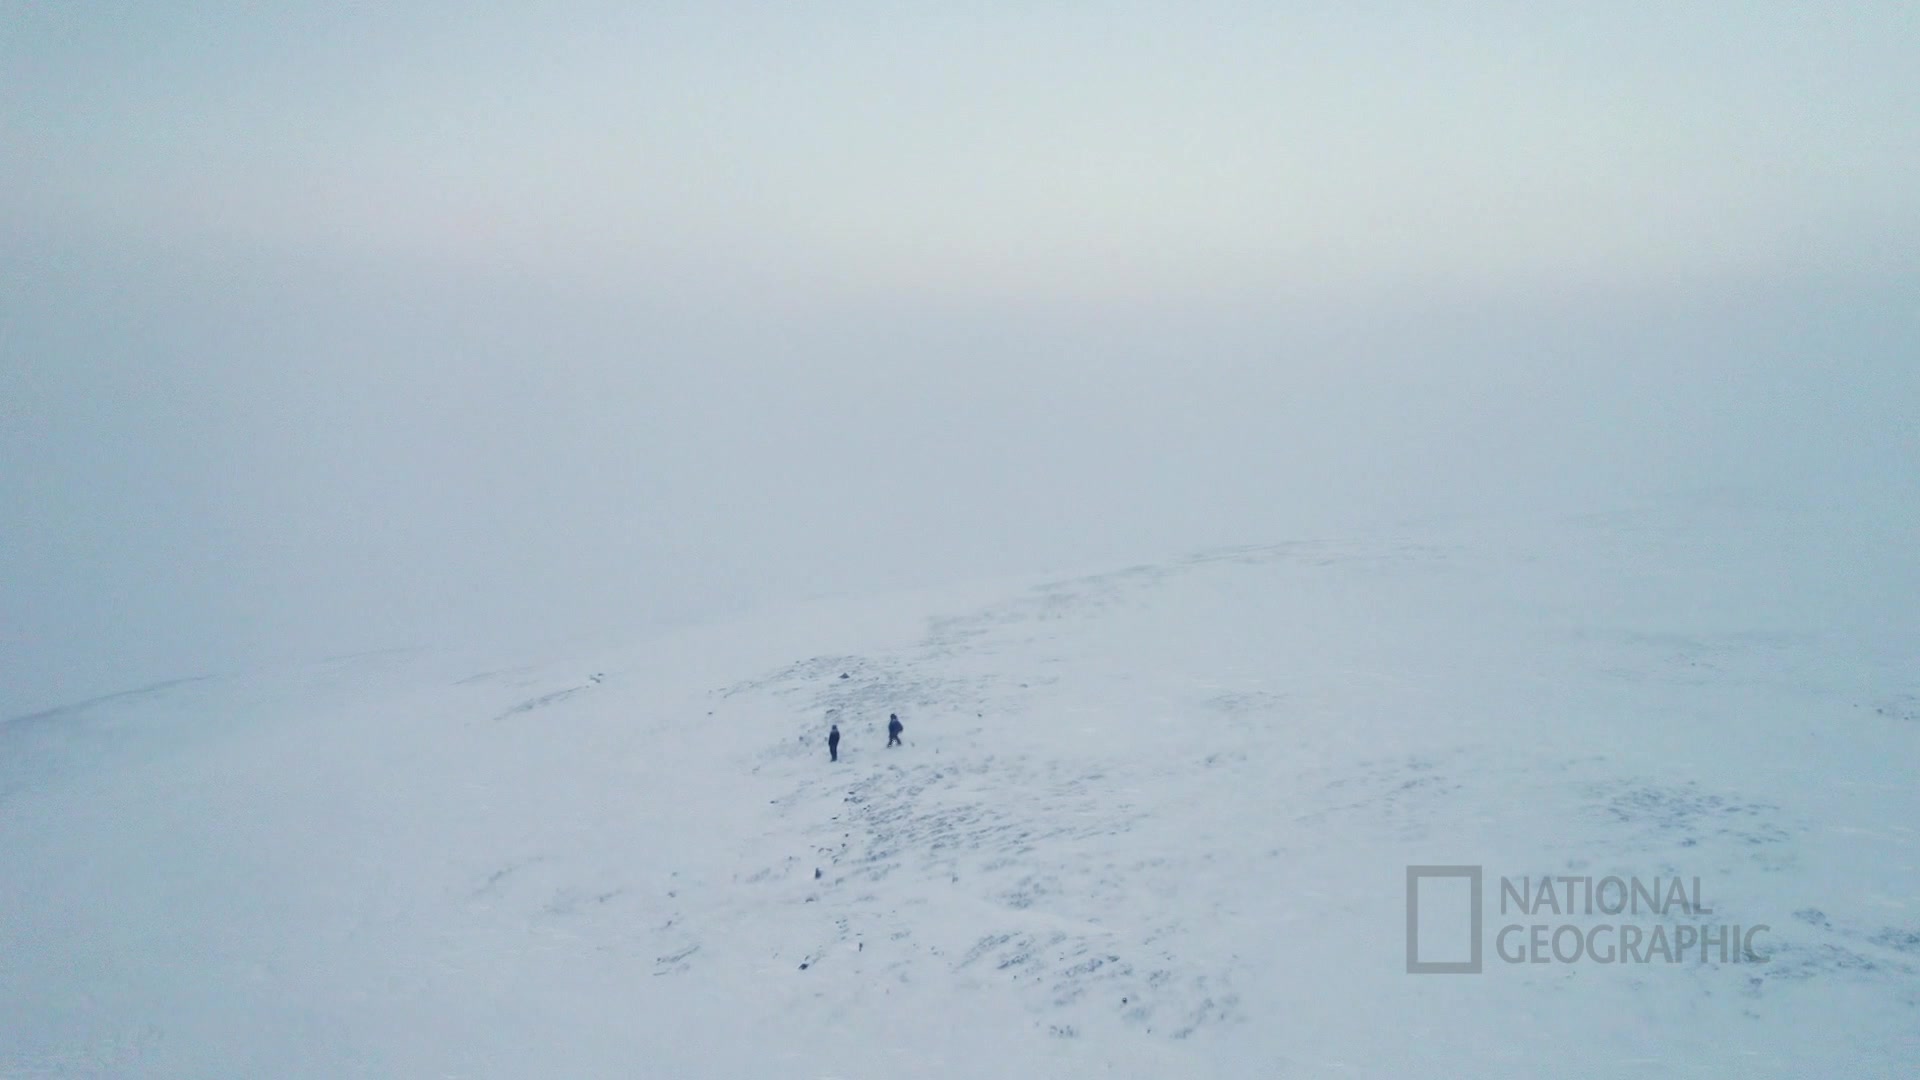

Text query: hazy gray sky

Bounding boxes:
[4,3,1916,715]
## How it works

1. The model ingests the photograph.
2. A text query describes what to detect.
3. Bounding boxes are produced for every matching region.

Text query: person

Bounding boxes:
[827,723,841,762]
[887,713,903,747]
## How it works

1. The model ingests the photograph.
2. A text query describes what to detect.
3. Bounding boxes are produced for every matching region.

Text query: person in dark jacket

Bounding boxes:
[827,724,841,762]
[887,713,903,747]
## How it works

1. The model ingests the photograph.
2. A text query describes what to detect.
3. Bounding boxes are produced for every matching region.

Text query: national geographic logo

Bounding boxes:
[1406,866,1770,974]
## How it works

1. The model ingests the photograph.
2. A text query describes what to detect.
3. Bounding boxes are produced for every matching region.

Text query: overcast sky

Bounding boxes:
[4,3,1916,716]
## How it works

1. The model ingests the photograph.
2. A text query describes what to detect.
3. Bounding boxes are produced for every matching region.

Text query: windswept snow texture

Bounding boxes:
[3,502,1916,1077]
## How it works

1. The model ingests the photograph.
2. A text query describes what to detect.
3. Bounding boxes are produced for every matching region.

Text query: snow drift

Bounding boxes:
[3,498,1915,1077]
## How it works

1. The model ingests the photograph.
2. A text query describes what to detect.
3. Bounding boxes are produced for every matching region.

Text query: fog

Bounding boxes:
[4,4,1916,717]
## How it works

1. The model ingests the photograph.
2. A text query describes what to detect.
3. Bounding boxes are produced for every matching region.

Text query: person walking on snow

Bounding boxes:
[887,713,903,747]
[827,723,841,762]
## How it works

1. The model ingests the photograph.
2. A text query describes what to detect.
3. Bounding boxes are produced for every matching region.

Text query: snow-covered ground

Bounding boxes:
[3,497,1915,1077]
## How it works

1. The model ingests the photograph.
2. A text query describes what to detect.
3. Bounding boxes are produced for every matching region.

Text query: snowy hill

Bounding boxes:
[3,499,1916,1078]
